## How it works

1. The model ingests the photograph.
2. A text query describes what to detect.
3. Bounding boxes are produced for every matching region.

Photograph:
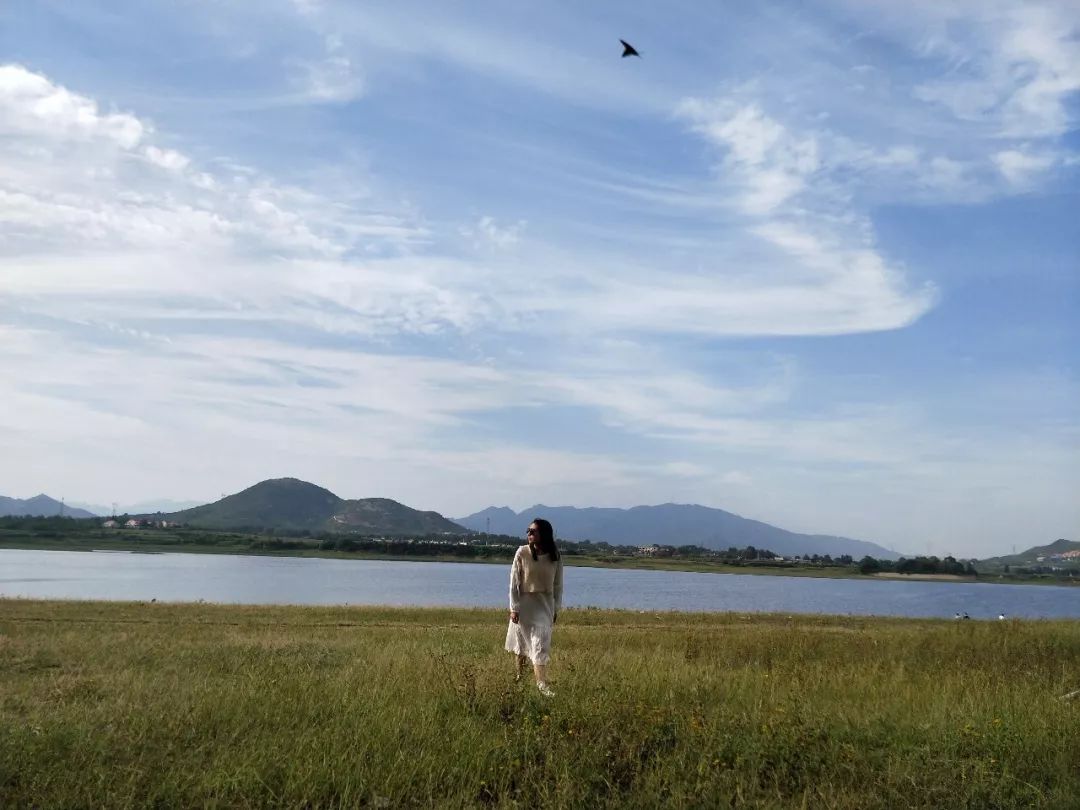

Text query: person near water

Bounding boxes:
[505,518,563,697]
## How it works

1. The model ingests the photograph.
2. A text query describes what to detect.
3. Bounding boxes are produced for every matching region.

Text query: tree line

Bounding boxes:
[856,555,976,576]
[0,517,1002,580]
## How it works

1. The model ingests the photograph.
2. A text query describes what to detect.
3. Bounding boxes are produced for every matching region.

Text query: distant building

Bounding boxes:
[637,544,660,556]
[124,519,143,528]
[102,519,119,528]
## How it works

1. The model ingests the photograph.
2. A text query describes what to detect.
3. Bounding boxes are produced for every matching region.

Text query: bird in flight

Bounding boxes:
[620,39,641,58]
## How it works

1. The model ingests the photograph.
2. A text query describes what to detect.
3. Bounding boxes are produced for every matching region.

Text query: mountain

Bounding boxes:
[169,479,342,530]
[0,494,97,519]
[456,503,903,560]
[166,478,466,535]
[976,538,1080,569]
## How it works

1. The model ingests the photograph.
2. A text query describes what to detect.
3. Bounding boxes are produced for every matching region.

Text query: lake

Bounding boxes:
[1,549,1077,619]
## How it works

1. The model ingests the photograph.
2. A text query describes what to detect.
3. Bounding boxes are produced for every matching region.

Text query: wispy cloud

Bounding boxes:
[288,35,365,103]
[677,99,821,216]
[460,216,526,251]
[0,64,416,258]
[674,96,938,335]
[907,2,1080,138]
[993,148,1058,186]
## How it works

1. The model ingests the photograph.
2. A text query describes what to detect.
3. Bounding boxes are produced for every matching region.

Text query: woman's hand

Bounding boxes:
[510,610,519,624]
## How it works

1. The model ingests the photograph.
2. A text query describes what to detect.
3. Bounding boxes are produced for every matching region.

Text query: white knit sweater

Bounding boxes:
[509,544,564,613]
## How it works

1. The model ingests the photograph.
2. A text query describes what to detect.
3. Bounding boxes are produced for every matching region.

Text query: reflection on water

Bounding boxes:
[0,548,1077,619]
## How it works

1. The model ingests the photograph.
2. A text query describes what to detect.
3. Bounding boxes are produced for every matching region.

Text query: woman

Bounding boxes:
[505,518,563,697]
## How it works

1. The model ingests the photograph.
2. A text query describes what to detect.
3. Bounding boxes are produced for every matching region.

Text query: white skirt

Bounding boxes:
[505,591,556,665]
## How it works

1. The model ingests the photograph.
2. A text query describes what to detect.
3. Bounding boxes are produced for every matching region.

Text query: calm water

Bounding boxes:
[1,549,1077,619]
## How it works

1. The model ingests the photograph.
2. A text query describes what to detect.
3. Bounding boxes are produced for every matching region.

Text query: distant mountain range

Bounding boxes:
[165,478,467,535]
[71,499,207,516]
[456,504,903,560]
[8,479,1068,564]
[4,480,904,558]
[0,494,96,519]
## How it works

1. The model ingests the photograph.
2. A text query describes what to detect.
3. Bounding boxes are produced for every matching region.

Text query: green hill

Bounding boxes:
[170,479,342,530]
[167,478,466,535]
[977,538,1080,569]
[331,498,463,534]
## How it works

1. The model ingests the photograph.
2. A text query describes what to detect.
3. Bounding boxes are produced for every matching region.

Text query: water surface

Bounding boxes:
[1,549,1076,619]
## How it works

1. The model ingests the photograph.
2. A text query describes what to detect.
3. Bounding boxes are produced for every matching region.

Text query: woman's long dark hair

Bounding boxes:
[529,518,559,561]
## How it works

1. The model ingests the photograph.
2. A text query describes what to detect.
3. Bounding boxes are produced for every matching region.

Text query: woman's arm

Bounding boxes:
[553,557,563,617]
[509,548,523,614]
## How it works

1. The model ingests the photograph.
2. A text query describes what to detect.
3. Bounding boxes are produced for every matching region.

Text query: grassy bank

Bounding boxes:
[2,600,1078,808]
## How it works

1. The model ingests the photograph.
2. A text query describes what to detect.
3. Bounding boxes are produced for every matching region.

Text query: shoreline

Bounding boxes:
[1,538,1076,587]
[3,596,1076,623]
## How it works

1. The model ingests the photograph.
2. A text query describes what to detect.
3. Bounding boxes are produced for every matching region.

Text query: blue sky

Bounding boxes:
[1,0,1076,557]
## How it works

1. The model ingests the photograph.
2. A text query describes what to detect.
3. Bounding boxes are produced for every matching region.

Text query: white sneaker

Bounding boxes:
[537,681,554,697]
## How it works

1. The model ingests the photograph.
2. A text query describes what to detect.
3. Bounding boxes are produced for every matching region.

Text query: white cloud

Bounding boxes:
[831,1,1080,139]
[0,62,938,348]
[0,63,145,147]
[546,360,794,432]
[718,471,752,486]
[677,100,820,216]
[291,55,364,102]
[0,65,422,262]
[992,5,1080,138]
[281,2,679,115]
[657,462,713,478]
[461,216,526,250]
[144,145,190,173]
[674,95,937,336]
[921,156,969,193]
[993,148,1057,186]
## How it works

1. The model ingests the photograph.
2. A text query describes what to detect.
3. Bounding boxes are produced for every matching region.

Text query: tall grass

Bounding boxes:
[1,600,1078,808]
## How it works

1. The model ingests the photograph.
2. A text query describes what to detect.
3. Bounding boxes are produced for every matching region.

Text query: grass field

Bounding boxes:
[2,599,1078,808]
